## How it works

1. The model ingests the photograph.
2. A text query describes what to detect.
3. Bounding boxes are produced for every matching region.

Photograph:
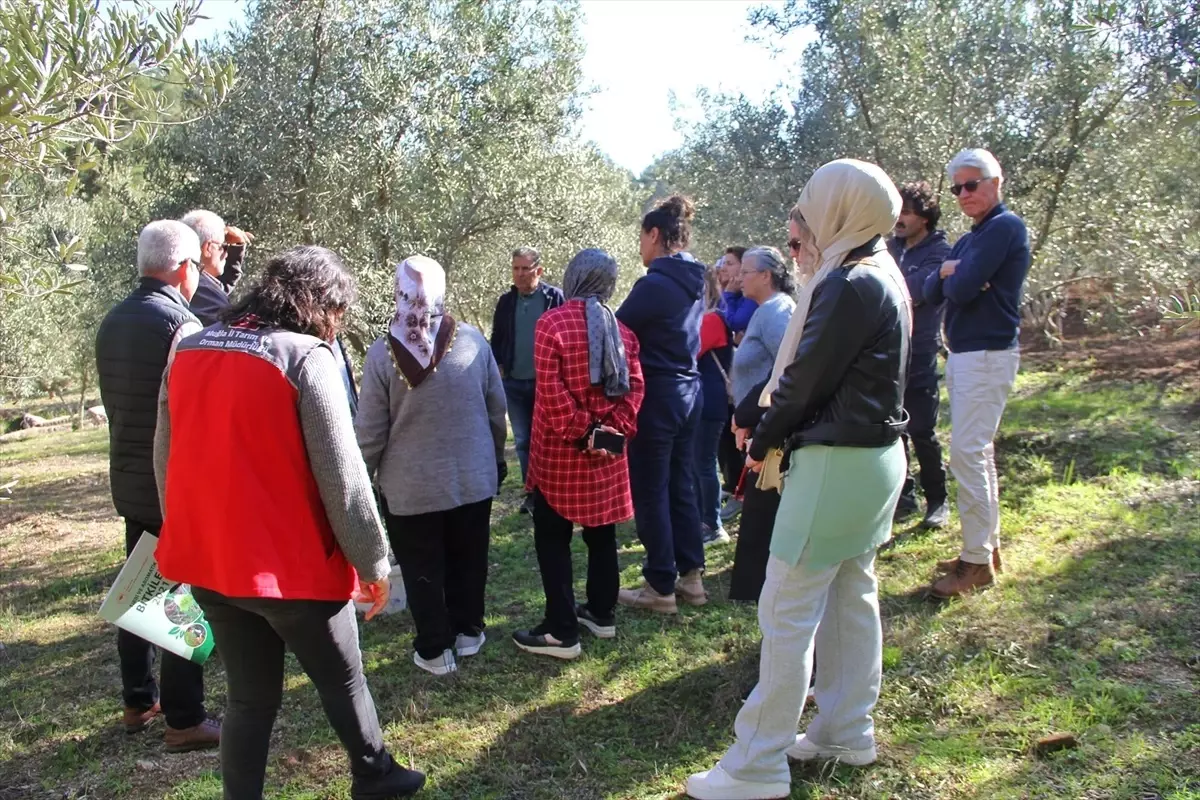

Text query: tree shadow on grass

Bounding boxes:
[0,470,115,527]
[424,650,760,800]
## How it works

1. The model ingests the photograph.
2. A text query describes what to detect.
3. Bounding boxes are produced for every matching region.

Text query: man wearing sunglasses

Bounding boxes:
[180,209,230,327]
[923,148,1031,599]
[95,220,220,751]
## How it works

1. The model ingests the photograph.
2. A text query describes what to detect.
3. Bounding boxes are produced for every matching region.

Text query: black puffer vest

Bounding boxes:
[95,278,199,526]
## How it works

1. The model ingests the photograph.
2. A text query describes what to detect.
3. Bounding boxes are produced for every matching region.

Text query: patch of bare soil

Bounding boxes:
[1023,333,1200,392]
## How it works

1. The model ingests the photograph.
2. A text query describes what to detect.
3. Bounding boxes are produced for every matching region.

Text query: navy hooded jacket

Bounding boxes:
[616,253,705,386]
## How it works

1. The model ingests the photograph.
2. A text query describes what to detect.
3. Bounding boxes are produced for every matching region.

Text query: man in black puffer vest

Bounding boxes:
[95,220,220,752]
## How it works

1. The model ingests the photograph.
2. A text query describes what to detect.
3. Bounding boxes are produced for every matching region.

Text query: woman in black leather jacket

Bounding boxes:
[686,159,910,800]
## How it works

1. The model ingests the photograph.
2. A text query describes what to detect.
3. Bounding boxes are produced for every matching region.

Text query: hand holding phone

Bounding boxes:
[587,424,625,457]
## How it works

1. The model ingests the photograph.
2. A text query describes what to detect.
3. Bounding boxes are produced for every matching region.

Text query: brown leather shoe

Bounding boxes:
[164,718,221,753]
[617,583,678,614]
[122,703,160,734]
[936,549,1002,574]
[930,559,995,599]
[675,569,709,607]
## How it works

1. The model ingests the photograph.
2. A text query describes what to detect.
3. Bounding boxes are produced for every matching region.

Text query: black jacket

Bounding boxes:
[95,278,200,526]
[742,240,910,462]
[489,282,564,376]
[189,270,232,327]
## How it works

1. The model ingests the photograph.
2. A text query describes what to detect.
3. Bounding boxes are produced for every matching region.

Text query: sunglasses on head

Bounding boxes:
[950,179,989,196]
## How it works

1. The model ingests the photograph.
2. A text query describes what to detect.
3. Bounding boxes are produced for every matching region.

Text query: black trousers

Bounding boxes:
[383,498,491,659]
[900,370,948,508]
[193,588,392,800]
[717,406,742,491]
[118,519,206,729]
[728,482,782,603]
[531,489,618,640]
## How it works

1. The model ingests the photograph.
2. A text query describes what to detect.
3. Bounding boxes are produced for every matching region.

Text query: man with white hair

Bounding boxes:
[923,148,1031,598]
[181,209,229,326]
[95,220,220,751]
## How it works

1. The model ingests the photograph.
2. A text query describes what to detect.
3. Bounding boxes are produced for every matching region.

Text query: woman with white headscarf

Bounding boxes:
[686,160,911,800]
[356,256,508,677]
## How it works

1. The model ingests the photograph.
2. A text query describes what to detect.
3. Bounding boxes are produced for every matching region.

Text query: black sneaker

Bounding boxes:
[351,754,426,799]
[575,604,616,639]
[922,502,950,529]
[519,494,535,515]
[512,627,581,660]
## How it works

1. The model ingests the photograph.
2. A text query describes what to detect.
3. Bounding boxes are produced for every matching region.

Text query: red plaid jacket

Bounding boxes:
[526,300,644,527]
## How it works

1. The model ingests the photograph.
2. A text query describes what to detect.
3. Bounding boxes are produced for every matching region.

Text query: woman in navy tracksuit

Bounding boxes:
[616,195,708,613]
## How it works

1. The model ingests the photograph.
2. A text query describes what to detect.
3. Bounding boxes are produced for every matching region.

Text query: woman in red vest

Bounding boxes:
[154,246,424,800]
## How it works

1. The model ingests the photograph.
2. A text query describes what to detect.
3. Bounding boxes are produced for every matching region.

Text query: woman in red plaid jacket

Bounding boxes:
[512,249,646,660]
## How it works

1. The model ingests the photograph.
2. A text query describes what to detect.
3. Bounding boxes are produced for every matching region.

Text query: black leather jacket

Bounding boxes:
[740,239,910,462]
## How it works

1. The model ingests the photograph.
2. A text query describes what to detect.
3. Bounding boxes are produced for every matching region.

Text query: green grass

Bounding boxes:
[1,348,1198,799]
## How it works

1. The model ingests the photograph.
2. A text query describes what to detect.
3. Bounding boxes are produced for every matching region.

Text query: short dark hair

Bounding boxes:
[724,246,747,261]
[641,194,695,252]
[511,246,540,266]
[897,181,941,232]
[227,245,355,342]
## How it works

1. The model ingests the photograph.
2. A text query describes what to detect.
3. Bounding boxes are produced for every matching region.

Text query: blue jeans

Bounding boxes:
[694,418,725,531]
[503,377,536,482]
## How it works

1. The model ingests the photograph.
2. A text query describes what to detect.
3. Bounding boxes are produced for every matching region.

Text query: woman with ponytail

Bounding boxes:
[615,194,709,614]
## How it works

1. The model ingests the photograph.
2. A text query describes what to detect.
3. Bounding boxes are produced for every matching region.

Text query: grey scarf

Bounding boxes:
[563,248,629,397]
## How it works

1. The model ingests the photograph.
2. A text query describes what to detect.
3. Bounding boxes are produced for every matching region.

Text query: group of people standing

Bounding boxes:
[95,146,1030,800]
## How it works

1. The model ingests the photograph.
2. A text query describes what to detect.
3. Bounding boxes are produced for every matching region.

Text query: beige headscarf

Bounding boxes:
[760,159,907,405]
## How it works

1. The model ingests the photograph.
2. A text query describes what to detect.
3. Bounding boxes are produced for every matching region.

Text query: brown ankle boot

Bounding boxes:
[675,569,708,607]
[935,549,1002,574]
[164,718,221,753]
[931,559,995,598]
[122,703,160,734]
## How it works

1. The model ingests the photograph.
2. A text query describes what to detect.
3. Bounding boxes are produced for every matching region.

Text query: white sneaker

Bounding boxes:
[455,632,486,658]
[786,734,876,766]
[702,525,732,547]
[685,764,789,799]
[413,648,457,676]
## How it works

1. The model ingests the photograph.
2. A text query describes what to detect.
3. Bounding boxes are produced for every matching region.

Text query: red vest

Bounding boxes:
[157,322,357,601]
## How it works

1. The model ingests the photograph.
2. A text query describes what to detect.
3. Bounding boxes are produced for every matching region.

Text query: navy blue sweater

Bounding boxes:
[924,203,1030,353]
[888,230,950,358]
[616,253,705,384]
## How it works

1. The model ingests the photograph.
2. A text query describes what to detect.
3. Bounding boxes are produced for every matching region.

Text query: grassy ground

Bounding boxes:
[1,339,1198,799]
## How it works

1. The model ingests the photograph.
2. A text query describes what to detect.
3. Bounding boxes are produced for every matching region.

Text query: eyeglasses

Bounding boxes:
[512,265,539,273]
[787,238,802,253]
[181,258,199,271]
[950,179,989,196]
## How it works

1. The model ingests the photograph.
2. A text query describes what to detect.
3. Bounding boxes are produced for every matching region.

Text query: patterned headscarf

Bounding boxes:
[389,255,446,369]
[563,248,629,398]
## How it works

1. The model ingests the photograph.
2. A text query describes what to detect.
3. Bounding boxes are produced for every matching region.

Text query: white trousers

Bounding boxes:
[946,349,1020,565]
[718,550,882,784]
